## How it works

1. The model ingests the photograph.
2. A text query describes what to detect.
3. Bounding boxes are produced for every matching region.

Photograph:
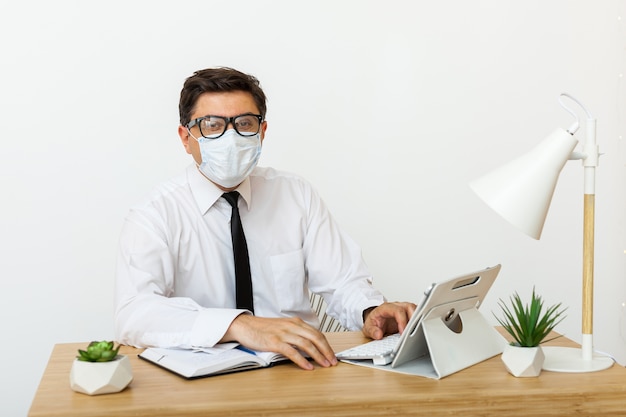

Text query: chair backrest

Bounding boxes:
[309,292,347,332]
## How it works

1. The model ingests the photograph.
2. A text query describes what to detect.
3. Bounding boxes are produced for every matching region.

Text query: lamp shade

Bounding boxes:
[469,128,578,239]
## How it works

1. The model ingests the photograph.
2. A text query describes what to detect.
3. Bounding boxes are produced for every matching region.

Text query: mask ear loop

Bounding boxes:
[187,128,201,142]
[186,128,208,178]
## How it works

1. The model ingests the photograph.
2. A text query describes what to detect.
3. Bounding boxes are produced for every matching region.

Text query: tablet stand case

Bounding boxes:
[343,303,507,379]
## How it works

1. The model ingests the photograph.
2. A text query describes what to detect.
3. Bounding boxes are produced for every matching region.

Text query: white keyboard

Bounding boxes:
[336,333,401,365]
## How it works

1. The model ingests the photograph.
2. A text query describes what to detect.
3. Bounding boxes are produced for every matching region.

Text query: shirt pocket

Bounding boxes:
[269,249,307,312]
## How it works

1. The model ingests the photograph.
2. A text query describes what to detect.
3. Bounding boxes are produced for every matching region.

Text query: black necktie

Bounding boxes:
[222,192,254,313]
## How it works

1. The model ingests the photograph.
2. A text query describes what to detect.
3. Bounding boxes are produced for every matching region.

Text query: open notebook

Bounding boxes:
[336,264,505,378]
[139,344,287,379]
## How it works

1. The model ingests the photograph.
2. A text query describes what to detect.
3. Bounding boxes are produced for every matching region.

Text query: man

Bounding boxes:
[114,67,416,370]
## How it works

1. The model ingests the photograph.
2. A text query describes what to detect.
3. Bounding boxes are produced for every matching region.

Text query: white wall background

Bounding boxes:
[1,1,625,415]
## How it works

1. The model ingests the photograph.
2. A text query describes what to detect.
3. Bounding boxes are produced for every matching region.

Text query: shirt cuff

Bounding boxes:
[189,308,250,347]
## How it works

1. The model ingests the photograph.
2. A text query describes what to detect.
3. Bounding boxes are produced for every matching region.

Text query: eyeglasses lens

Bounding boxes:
[199,115,260,138]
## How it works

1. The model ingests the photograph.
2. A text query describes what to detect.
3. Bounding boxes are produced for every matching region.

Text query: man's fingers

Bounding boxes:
[393,303,415,333]
[278,345,314,370]
[363,302,418,338]
[362,319,384,340]
[225,315,337,370]
[284,326,337,368]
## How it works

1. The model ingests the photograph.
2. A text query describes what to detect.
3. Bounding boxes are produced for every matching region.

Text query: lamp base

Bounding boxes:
[542,346,614,373]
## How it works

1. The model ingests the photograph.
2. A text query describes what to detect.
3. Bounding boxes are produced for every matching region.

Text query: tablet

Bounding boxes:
[336,264,501,368]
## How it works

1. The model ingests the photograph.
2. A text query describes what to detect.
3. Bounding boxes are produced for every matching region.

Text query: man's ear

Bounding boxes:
[178,125,192,155]
[259,120,268,144]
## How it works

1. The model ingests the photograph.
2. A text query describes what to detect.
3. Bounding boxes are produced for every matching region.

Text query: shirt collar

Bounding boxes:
[187,164,252,214]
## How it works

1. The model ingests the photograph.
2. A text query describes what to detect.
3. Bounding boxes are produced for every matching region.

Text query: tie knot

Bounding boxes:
[222,191,240,208]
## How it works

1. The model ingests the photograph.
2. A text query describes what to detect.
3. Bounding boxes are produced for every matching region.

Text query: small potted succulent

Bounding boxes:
[70,341,133,395]
[494,288,567,377]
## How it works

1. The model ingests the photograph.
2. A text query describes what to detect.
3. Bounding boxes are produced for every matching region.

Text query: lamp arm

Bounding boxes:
[558,93,599,360]
[576,99,597,361]
[559,93,594,134]
[559,92,600,173]
[583,118,599,171]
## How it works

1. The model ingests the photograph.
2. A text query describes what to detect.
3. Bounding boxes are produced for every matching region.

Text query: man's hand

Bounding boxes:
[362,302,417,340]
[221,314,338,370]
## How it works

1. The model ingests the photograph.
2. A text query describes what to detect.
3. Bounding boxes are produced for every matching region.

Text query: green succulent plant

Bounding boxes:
[77,341,121,362]
[494,287,567,347]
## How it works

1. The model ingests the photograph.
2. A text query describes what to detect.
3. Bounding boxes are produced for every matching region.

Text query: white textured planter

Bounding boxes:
[70,355,133,395]
[501,345,545,377]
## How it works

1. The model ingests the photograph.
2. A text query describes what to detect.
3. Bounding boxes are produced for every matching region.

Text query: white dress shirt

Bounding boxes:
[114,164,385,349]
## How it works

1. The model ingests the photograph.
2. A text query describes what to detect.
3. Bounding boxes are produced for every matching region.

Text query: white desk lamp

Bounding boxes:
[469,93,613,373]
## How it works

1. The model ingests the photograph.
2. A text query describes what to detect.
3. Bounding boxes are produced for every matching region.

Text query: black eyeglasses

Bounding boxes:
[186,113,263,139]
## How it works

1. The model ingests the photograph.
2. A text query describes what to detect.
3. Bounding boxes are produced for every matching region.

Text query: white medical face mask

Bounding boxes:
[190,128,262,188]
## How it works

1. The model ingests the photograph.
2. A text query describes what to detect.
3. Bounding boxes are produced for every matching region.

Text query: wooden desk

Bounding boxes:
[29,331,626,417]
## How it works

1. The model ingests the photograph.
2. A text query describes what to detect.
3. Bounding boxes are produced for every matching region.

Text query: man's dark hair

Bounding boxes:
[179,67,267,126]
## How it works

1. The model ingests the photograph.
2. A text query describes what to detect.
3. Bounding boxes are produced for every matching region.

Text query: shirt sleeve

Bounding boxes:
[113,208,245,349]
[301,183,386,330]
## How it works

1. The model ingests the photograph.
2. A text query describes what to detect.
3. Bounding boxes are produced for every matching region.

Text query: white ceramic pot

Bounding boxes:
[501,344,545,377]
[70,355,133,395]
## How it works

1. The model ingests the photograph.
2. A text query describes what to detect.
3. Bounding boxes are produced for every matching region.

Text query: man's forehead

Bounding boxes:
[192,91,259,117]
